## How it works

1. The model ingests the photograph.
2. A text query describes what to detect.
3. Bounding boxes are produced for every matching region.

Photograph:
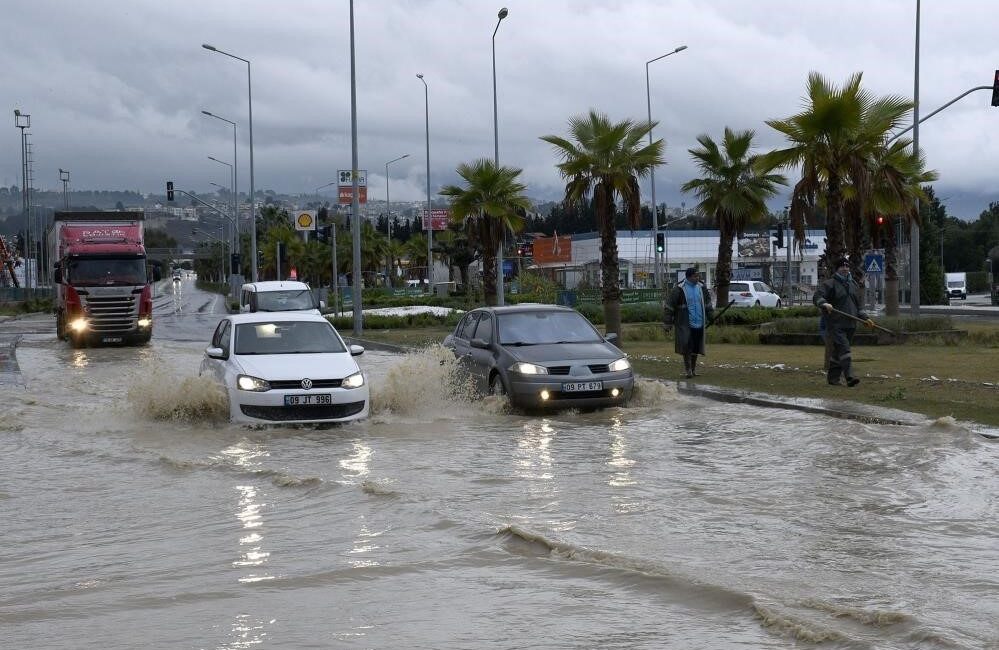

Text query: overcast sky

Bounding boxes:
[4,0,999,218]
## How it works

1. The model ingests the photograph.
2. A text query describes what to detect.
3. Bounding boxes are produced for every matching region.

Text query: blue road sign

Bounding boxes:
[864,253,885,274]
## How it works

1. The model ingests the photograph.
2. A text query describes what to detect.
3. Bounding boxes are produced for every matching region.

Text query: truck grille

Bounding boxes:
[84,295,138,333]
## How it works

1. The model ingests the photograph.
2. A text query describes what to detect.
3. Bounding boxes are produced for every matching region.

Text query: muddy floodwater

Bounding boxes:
[1,286,997,649]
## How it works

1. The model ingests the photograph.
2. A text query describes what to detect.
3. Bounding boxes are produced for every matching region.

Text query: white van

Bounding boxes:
[945,272,967,300]
[239,281,323,314]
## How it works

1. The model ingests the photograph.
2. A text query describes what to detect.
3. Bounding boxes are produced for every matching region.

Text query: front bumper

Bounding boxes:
[507,371,634,409]
[229,386,370,424]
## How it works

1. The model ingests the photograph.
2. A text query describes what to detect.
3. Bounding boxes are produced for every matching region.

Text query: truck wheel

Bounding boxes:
[56,311,66,340]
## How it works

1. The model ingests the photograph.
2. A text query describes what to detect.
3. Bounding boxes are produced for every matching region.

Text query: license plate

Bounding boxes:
[562,381,603,392]
[102,336,123,343]
[284,393,332,406]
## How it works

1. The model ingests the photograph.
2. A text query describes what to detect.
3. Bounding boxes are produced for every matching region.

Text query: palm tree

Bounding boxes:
[681,128,787,307]
[759,72,912,280]
[541,109,664,338]
[404,233,429,283]
[439,159,531,306]
[850,138,937,314]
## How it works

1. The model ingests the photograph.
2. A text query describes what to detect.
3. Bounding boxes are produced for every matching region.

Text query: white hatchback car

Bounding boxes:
[239,281,322,314]
[728,281,782,308]
[200,312,369,424]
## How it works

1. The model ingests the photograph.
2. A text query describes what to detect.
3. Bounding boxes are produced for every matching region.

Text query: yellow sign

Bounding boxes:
[294,210,316,231]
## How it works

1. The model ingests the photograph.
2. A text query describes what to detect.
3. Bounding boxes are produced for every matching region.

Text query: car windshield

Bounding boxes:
[947,281,963,288]
[67,256,147,286]
[255,290,315,311]
[234,321,346,355]
[497,311,602,345]
[729,282,750,292]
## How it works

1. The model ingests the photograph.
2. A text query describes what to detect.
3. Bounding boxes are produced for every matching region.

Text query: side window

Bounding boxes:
[474,312,493,343]
[240,289,249,309]
[754,282,767,293]
[219,322,232,353]
[458,313,480,340]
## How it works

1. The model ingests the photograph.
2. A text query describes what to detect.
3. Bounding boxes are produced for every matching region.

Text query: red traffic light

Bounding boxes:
[875,215,885,226]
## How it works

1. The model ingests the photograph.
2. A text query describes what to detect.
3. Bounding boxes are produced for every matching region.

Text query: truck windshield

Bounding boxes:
[67,256,147,286]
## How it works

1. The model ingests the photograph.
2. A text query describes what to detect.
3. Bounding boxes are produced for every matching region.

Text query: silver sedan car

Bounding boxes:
[443,304,634,410]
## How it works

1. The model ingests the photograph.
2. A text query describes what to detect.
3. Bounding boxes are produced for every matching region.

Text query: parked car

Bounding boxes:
[727,281,782,308]
[443,304,634,410]
[199,312,368,424]
[239,280,322,314]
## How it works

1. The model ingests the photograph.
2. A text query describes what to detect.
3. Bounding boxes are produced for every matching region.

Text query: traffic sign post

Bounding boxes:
[863,251,885,309]
[864,252,885,274]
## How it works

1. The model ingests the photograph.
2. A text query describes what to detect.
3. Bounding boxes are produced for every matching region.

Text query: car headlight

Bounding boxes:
[609,357,631,372]
[509,362,548,375]
[342,371,365,388]
[237,374,271,392]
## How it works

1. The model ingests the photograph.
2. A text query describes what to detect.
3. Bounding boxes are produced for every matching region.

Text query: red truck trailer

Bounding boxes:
[49,211,154,347]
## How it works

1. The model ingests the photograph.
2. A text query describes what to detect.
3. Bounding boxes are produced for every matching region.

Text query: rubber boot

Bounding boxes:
[690,354,698,376]
[683,354,692,378]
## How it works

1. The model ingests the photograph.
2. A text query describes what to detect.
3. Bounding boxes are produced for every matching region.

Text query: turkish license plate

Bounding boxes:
[284,393,332,406]
[102,336,123,344]
[562,381,603,392]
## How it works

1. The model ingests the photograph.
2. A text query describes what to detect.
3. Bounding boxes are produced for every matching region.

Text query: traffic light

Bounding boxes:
[655,232,665,254]
[875,215,885,227]
[773,223,784,249]
[316,225,330,243]
[166,181,174,201]
[230,253,241,275]
[992,69,999,107]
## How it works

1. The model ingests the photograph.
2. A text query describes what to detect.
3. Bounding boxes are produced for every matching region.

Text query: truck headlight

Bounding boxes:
[69,318,89,332]
[237,374,271,392]
[137,318,152,328]
[342,372,365,389]
[509,362,548,375]
[609,357,631,372]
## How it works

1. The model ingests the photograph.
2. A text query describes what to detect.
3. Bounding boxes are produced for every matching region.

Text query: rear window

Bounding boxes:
[729,282,750,292]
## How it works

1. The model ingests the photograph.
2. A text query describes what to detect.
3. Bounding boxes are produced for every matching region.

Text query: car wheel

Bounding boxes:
[488,373,508,398]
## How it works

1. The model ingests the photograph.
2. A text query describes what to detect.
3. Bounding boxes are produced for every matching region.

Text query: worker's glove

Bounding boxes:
[821,303,833,313]
[864,319,876,329]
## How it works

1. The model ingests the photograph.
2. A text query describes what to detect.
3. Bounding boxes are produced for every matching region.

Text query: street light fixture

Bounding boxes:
[417,74,433,293]
[384,153,409,287]
[59,168,70,210]
[201,110,239,252]
[202,43,257,282]
[492,6,508,306]
[645,44,688,289]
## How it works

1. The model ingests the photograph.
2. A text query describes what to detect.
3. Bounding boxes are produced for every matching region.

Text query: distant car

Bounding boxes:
[199,312,369,424]
[443,304,633,410]
[728,281,782,308]
[239,280,322,314]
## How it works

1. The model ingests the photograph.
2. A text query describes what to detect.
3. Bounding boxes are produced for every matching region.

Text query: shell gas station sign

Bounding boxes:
[338,169,368,204]
[293,210,317,231]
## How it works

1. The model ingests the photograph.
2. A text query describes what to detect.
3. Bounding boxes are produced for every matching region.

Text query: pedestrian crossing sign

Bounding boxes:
[864,253,884,274]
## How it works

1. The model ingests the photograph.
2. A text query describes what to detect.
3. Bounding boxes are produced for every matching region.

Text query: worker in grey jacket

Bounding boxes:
[812,257,875,386]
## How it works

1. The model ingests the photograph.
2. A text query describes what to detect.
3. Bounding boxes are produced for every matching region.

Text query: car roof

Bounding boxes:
[468,303,578,315]
[226,312,331,325]
[240,281,311,291]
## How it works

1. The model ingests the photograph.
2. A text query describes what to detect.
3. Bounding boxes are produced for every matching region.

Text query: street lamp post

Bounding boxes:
[348,0,363,335]
[492,7,508,306]
[645,45,688,290]
[417,74,432,294]
[14,110,31,287]
[59,168,70,210]
[202,44,256,282]
[207,156,235,276]
[910,0,921,316]
[201,111,239,259]
[384,153,409,286]
[660,208,690,287]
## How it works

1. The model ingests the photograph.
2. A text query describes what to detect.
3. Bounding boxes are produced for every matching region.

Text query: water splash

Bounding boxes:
[629,377,680,408]
[368,344,478,417]
[128,374,229,423]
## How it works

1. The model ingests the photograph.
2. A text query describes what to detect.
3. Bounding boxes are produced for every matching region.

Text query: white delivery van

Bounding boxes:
[239,281,323,314]
[944,272,967,300]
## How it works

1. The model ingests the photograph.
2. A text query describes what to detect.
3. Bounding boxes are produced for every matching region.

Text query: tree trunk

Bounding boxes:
[600,211,622,341]
[715,220,734,308]
[823,174,846,280]
[885,216,899,316]
[482,250,497,306]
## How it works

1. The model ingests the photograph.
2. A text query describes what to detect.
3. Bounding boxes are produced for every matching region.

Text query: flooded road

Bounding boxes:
[2,279,997,648]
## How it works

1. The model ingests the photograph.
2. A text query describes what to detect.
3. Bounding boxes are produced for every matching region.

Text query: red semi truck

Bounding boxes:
[49,211,154,347]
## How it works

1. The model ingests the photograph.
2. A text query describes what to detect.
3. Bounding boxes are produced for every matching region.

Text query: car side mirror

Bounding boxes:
[604,332,619,343]
[350,344,365,356]
[470,338,489,349]
[205,346,226,359]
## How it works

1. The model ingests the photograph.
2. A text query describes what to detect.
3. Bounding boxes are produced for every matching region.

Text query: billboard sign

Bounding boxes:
[338,169,368,204]
[531,235,572,264]
[737,233,770,258]
[422,209,450,231]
